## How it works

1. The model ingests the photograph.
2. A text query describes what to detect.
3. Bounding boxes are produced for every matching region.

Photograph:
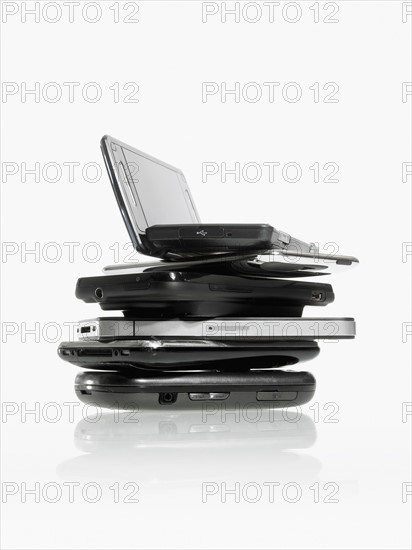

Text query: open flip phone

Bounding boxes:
[101,135,317,259]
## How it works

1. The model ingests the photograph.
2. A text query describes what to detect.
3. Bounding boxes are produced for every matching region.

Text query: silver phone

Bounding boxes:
[102,248,359,277]
[77,317,356,341]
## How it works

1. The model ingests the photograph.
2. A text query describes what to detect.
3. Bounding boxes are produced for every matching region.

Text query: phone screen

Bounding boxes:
[121,146,199,227]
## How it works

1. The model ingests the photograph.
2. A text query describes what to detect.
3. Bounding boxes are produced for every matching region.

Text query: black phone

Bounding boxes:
[58,338,320,371]
[101,135,316,259]
[75,271,334,318]
[74,369,316,410]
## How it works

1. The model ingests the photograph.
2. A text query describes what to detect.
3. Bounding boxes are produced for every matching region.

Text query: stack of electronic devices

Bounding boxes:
[58,136,357,410]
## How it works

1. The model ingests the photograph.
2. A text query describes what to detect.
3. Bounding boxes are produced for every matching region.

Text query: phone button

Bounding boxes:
[189,392,230,401]
[256,391,298,401]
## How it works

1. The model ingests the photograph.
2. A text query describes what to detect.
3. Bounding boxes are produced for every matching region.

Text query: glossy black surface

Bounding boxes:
[75,271,334,318]
[58,339,320,370]
[74,369,316,410]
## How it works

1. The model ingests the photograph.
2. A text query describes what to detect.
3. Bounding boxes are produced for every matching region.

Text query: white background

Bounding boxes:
[1,1,411,548]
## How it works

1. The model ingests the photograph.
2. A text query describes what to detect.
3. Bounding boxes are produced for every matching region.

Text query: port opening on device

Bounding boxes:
[78,349,112,357]
[159,392,178,405]
[95,288,103,299]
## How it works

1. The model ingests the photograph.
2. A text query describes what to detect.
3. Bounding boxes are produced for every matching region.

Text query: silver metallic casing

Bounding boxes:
[78,317,356,341]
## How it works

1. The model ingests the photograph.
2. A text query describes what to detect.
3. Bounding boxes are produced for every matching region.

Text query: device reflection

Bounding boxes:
[57,408,322,485]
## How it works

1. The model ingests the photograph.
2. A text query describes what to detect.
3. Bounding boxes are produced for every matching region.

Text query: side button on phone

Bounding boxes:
[189,392,230,401]
[256,391,298,401]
